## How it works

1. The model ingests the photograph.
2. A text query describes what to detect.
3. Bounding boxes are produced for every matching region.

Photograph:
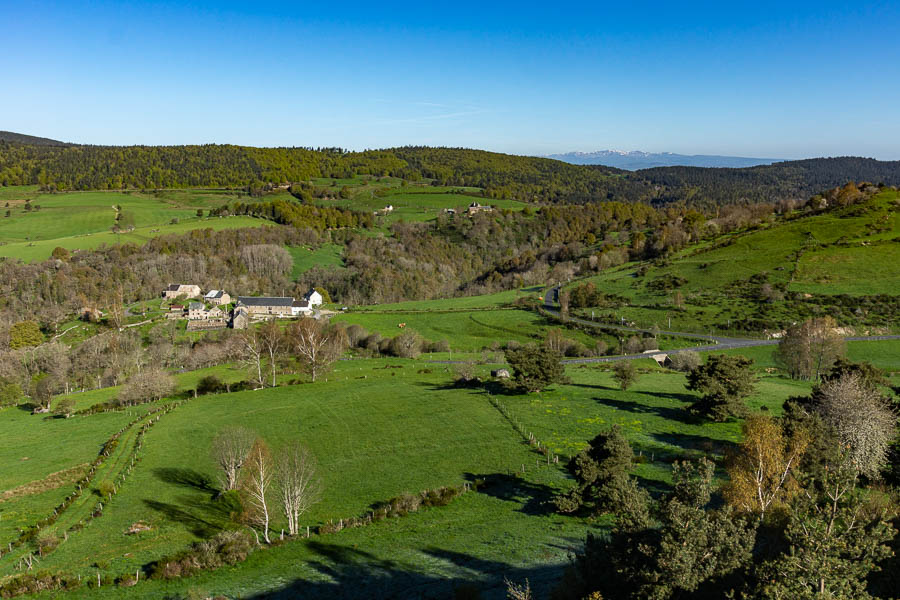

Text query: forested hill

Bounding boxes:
[636,157,900,206]
[2,133,900,208]
[0,131,70,146]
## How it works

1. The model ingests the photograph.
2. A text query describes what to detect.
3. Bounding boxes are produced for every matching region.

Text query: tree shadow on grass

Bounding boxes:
[634,390,698,404]
[595,396,697,425]
[143,499,224,538]
[464,472,556,516]
[416,379,525,397]
[153,467,216,492]
[650,430,734,458]
[243,540,571,600]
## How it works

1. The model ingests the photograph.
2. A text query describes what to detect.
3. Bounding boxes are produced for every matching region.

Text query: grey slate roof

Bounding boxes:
[237,296,294,307]
[189,302,204,310]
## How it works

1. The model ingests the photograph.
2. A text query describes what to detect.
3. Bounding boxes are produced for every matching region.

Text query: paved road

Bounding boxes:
[545,307,900,364]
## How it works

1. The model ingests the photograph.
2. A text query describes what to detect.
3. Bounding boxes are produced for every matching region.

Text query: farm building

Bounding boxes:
[188,302,207,320]
[204,289,231,305]
[303,289,324,307]
[236,296,294,317]
[465,202,493,215]
[232,306,250,329]
[292,300,312,316]
[163,284,202,299]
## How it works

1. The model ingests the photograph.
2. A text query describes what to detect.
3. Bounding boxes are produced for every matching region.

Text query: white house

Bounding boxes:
[303,289,323,307]
[292,300,312,316]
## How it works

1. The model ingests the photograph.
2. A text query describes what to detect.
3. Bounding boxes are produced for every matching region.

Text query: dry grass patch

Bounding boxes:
[0,463,89,502]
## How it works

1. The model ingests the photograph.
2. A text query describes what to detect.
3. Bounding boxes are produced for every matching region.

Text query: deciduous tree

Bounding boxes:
[242,439,274,544]
[774,316,845,381]
[816,373,896,478]
[275,442,322,536]
[613,362,638,391]
[723,413,808,519]
[288,318,346,381]
[211,426,256,492]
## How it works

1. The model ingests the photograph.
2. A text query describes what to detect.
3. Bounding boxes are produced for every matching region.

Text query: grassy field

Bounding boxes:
[0,186,272,262]
[333,308,598,352]
[351,286,545,312]
[0,216,267,262]
[52,488,587,599]
[0,409,139,544]
[313,185,527,224]
[288,243,345,279]
[564,190,900,335]
[20,359,567,579]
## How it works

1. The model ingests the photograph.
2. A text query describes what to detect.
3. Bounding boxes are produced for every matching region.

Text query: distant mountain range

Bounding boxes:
[546,150,783,170]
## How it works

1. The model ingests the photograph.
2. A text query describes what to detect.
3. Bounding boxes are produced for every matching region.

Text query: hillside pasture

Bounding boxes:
[288,243,345,279]
[333,308,597,352]
[0,216,267,262]
[27,359,558,578]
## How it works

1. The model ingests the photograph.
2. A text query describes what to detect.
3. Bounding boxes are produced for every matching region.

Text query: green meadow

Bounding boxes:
[0,216,266,262]
[288,243,345,279]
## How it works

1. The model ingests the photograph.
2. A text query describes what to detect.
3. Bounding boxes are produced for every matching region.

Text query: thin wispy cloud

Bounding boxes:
[373,101,488,125]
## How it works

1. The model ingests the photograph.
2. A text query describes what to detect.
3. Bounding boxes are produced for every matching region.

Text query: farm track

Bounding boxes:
[0,405,178,573]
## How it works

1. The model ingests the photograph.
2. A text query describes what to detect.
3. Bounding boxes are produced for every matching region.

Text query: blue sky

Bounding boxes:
[3,1,899,158]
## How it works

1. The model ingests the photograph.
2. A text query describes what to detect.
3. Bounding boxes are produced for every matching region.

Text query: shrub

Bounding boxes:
[97,481,115,499]
[428,339,451,353]
[148,530,253,579]
[388,331,422,359]
[196,375,225,396]
[669,351,701,372]
[345,324,369,347]
[35,529,60,555]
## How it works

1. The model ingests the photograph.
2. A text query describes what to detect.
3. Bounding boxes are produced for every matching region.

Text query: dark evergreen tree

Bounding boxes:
[685,354,756,421]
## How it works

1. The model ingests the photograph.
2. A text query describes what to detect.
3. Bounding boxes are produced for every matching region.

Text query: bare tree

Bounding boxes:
[117,368,175,406]
[211,426,256,492]
[242,439,274,544]
[816,373,896,477]
[775,317,845,380]
[275,442,322,536]
[104,286,127,330]
[239,245,293,279]
[259,319,286,387]
[238,327,265,388]
[288,318,346,382]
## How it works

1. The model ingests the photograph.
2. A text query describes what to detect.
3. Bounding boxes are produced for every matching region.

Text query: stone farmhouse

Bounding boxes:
[204,289,231,305]
[235,296,295,317]
[162,286,323,329]
[163,284,202,299]
[465,202,493,215]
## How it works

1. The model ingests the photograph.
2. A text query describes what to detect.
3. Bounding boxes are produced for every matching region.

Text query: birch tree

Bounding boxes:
[275,442,322,535]
[723,414,808,519]
[288,318,345,382]
[259,318,286,387]
[238,327,265,388]
[210,426,255,491]
[242,439,274,543]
